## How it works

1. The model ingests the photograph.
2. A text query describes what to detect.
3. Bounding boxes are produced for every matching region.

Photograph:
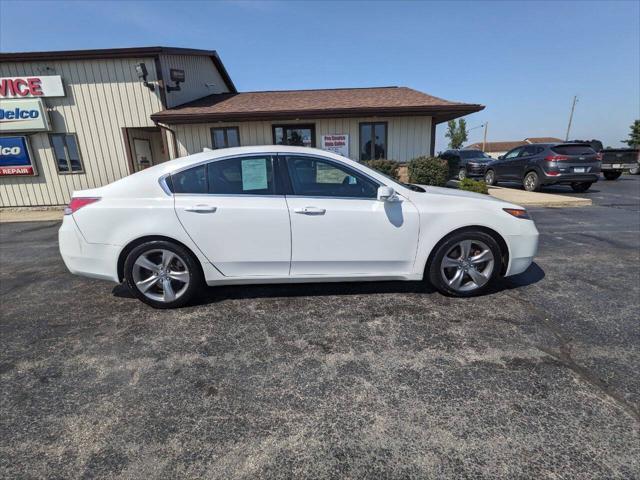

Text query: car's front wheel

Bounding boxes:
[570,182,593,193]
[458,168,467,181]
[630,165,639,175]
[428,230,502,297]
[603,171,622,180]
[124,240,203,308]
[484,169,497,186]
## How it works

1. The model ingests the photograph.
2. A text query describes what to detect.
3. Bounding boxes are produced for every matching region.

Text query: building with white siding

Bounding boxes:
[1,46,483,207]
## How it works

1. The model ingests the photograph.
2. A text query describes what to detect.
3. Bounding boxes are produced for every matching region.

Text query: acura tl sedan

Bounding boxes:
[59,146,539,308]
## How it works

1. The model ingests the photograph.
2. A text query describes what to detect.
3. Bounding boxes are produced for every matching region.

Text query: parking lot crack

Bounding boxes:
[503,292,640,424]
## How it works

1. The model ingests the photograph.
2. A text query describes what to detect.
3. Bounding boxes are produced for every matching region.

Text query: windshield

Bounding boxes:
[459,150,491,159]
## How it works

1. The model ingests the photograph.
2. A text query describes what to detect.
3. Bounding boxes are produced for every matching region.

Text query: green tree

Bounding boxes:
[623,120,640,148]
[445,119,469,149]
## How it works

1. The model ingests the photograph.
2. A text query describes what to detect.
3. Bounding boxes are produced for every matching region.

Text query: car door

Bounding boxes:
[499,147,525,180]
[510,145,538,180]
[281,154,420,276]
[172,155,291,277]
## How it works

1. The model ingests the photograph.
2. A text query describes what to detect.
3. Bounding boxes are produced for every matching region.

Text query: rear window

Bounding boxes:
[551,145,596,156]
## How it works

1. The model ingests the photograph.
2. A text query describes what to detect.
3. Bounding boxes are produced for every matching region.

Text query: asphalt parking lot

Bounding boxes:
[1,176,638,479]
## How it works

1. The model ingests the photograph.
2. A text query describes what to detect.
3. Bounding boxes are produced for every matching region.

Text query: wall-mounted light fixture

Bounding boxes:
[166,68,185,93]
[135,63,155,91]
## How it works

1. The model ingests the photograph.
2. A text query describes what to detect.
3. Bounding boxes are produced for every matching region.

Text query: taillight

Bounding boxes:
[64,197,100,215]
[546,171,560,176]
[545,155,569,162]
[503,208,531,220]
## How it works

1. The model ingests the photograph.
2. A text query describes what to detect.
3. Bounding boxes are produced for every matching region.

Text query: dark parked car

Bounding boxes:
[440,149,493,180]
[483,143,601,192]
[600,148,640,179]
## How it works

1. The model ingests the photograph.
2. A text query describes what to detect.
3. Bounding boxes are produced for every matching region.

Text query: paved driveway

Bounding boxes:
[1,177,638,479]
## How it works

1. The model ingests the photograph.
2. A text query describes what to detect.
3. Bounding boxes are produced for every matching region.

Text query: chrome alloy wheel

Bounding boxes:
[440,240,495,292]
[131,249,190,303]
[485,170,494,184]
[524,172,537,191]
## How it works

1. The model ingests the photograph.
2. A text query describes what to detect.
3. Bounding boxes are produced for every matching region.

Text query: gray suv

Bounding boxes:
[484,143,601,192]
[440,149,493,180]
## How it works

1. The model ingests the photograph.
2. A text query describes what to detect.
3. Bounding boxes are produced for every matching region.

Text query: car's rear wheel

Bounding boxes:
[428,230,502,297]
[523,171,540,192]
[484,169,497,186]
[603,171,622,180]
[124,240,203,308]
[630,165,639,175]
[570,181,593,192]
[458,168,467,181]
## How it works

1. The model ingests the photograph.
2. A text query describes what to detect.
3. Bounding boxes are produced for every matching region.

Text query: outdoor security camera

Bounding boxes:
[135,63,155,91]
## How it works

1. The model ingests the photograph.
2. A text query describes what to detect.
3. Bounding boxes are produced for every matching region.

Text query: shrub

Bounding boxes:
[459,177,489,194]
[407,156,449,186]
[363,159,400,179]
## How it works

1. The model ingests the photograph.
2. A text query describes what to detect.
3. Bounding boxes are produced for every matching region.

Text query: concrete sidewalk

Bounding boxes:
[487,186,592,207]
[0,208,64,223]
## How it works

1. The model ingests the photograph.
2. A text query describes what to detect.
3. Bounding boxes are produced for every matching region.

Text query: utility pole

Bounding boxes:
[482,121,488,152]
[565,95,578,141]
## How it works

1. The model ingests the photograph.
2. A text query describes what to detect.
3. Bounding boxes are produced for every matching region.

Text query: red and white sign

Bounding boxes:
[0,166,34,176]
[321,134,349,157]
[0,76,65,98]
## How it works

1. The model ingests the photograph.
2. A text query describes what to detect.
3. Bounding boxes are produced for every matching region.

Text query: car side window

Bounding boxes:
[170,156,275,195]
[285,156,378,198]
[207,156,275,195]
[520,146,539,157]
[170,164,207,194]
[504,147,523,159]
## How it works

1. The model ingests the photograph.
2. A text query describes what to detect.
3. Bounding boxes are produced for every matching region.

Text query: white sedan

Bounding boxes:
[59,146,538,308]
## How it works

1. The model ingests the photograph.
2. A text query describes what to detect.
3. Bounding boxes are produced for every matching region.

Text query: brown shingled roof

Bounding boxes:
[151,86,484,124]
[466,141,527,152]
[524,137,564,143]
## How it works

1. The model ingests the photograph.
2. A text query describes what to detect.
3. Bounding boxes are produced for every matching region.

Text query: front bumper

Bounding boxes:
[504,226,539,277]
[466,164,488,176]
[59,215,120,282]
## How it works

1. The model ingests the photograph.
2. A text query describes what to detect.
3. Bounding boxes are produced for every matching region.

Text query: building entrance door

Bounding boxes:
[124,127,169,173]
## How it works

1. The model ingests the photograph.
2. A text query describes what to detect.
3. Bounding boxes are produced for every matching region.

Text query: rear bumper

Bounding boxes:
[58,215,120,283]
[601,163,638,170]
[540,173,599,185]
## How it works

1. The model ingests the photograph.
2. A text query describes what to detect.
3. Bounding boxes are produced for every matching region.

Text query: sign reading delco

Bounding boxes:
[0,98,51,133]
[0,136,37,176]
[321,134,349,158]
[0,76,65,98]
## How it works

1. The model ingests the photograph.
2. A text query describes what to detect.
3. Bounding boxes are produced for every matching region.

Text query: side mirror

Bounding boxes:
[377,186,398,202]
[498,155,504,160]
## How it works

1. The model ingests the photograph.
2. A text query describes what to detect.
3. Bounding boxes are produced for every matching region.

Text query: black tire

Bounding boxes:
[428,230,502,298]
[124,240,203,309]
[484,169,497,186]
[458,168,467,181]
[523,171,541,192]
[570,182,593,193]
[603,171,622,181]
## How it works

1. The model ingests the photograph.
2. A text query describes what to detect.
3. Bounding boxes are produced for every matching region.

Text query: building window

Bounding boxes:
[359,122,387,160]
[273,124,315,147]
[50,134,83,173]
[211,127,240,149]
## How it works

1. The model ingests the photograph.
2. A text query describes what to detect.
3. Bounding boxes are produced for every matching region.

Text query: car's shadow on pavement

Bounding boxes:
[112,263,545,306]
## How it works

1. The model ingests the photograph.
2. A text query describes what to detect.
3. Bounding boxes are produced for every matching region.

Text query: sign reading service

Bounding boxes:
[0,76,65,98]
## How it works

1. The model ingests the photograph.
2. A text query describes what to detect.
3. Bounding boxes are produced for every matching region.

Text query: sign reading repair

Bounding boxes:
[0,76,65,98]
[0,136,37,176]
[321,134,349,158]
[0,98,51,132]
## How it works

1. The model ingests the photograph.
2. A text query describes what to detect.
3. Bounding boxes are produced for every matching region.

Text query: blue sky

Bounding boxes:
[1,0,638,150]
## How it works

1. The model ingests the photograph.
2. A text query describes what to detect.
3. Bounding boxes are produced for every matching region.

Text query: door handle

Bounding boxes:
[184,205,217,213]
[294,206,326,215]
